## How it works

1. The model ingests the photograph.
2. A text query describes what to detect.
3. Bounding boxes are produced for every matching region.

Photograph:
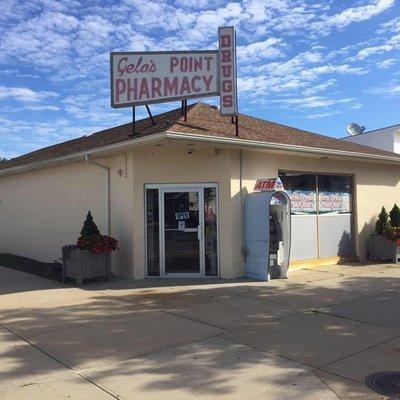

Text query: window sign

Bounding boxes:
[286,190,317,215]
[178,221,186,231]
[279,172,352,215]
[318,192,351,214]
[318,174,352,214]
[175,211,189,220]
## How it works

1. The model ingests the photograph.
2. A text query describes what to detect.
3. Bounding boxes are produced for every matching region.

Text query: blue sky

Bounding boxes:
[0,0,399,159]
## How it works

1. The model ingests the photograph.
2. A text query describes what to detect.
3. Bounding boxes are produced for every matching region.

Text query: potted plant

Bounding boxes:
[370,205,400,263]
[62,211,118,286]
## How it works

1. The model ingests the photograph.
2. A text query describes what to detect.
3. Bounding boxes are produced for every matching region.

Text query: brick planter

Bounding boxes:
[370,234,400,263]
[62,246,110,286]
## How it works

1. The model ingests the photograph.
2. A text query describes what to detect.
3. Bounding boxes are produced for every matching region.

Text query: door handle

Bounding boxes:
[197,225,201,241]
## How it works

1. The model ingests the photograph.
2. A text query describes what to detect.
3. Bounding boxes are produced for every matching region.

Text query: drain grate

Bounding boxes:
[365,371,400,398]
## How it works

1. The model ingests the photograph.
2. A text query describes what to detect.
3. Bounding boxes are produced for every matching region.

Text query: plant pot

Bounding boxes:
[62,246,110,286]
[370,234,400,263]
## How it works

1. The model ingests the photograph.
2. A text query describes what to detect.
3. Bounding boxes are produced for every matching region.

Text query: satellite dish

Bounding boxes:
[346,123,366,136]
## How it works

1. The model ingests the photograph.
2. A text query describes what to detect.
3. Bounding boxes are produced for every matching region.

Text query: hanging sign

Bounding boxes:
[218,26,238,116]
[110,27,237,116]
[254,178,284,192]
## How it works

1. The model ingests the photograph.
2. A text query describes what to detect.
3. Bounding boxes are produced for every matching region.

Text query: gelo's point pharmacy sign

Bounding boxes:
[110,27,237,116]
[111,51,218,107]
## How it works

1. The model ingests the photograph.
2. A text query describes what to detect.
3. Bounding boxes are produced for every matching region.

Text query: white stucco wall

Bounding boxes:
[342,125,400,154]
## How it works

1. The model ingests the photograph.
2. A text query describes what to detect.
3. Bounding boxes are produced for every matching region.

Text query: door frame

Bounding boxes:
[145,183,219,278]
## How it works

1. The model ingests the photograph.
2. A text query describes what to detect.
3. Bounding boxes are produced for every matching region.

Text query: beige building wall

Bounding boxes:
[0,162,106,263]
[237,150,400,262]
[0,154,135,277]
[131,147,237,279]
[1,145,400,280]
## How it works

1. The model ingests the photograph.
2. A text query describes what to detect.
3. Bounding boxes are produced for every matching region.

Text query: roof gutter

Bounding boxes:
[0,132,166,177]
[165,130,400,163]
[2,129,400,177]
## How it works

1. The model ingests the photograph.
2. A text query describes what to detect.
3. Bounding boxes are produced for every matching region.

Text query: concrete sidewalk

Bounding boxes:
[0,263,399,399]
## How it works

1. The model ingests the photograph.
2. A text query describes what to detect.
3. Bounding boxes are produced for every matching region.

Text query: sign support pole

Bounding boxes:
[145,105,156,126]
[183,99,187,122]
[235,115,239,137]
[131,106,136,136]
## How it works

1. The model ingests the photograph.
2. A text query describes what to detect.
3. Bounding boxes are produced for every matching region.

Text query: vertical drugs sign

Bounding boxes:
[218,26,238,116]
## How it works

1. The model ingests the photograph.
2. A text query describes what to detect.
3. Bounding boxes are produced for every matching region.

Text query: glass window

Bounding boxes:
[146,189,160,276]
[204,187,218,276]
[279,172,317,215]
[318,175,352,214]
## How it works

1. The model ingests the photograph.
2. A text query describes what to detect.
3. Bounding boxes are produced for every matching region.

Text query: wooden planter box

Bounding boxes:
[62,246,110,286]
[370,234,400,263]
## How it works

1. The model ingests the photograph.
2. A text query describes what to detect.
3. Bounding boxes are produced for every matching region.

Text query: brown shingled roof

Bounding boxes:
[1,102,399,171]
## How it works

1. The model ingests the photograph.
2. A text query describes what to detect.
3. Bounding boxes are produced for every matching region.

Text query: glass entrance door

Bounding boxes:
[163,190,202,275]
[145,184,218,278]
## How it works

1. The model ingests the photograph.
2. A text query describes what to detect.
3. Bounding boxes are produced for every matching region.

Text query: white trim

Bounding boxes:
[318,213,353,217]
[0,132,167,176]
[165,131,400,163]
[292,213,353,217]
[146,183,218,189]
[2,127,400,177]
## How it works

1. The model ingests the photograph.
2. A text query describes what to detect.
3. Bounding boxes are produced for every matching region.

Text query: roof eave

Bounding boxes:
[165,130,400,163]
[0,132,168,177]
[2,129,400,177]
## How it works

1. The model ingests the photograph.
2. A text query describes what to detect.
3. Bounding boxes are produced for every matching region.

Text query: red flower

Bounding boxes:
[76,235,118,253]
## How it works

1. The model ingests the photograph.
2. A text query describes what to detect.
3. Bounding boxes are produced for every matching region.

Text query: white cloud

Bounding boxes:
[311,0,395,35]
[354,34,400,59]
[271,96,357,108]
[237,38,285,60]
[0,12,79,68]
[367,83,400,97]
[304,79,337,95]
[0,0,398,156]
[305,111,341,119]
[63,94,127,123]
[376,58,397,69]
[379,16,400,32]
[0,86,59,103]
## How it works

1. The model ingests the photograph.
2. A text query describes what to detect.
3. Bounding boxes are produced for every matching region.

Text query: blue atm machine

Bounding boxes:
[244,178,291,281]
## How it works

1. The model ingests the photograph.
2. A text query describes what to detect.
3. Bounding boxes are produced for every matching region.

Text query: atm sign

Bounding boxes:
[254,178,284,191]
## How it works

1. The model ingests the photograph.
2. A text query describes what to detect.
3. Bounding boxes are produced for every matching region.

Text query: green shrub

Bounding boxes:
[80,211,100,238]
[375,206,391,235]
[390,204,400,227]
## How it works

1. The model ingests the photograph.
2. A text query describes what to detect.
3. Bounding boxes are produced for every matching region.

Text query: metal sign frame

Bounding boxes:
[110,27,239,136]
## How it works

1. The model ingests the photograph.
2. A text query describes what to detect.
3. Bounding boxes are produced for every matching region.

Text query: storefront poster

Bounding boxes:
[318,192,350,214]
[287,190,351,214]
[286,190,317,214]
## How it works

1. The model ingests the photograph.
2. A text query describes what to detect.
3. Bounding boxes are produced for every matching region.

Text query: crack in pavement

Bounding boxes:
[0,321,120,400]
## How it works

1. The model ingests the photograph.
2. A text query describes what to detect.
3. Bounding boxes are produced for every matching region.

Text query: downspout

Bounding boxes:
[84,155,110,236]
[240,150,247,259]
